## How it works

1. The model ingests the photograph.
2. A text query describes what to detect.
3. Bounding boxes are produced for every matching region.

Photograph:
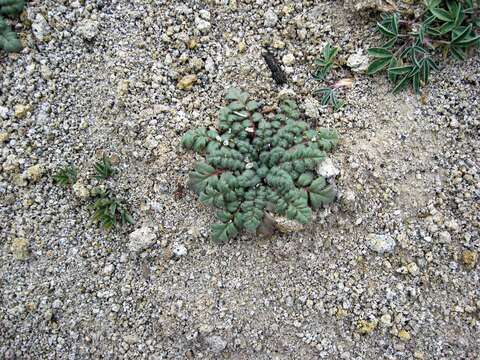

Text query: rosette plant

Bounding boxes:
[182,88,339,242]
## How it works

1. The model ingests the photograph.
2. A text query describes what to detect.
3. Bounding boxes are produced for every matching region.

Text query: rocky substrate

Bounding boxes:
[0,0,479,359]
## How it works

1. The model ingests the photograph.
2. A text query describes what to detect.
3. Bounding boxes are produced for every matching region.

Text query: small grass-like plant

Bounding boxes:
[94,156,114,180]
[367,0,479,93]
[0,0,25,53]
[53,158,134,231]
[312,43,352,112]
[90,189,134,230]
[314,43,339,81]
[53,166,78,187]
[182,88,339,243]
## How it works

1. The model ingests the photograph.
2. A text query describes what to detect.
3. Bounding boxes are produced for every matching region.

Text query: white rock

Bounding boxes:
[0,106,9,119]
[438,231,451,243]
[264,9,278,27]
[282,53,295,66]
[32,14,50,42]
[317,158,340,178]
[52,299,63,309]
[172,243,188,257]
[199,9,211,20]
[274,216,304,233]
[303,97,320,118]
[72,182,90,199]
[128,227,157,253]
[78,19,100,41]
[144,135,158,150]
[195,17,211,33]
[367,234,396,254]
[103,264,115,276]
[205,57,215,73]
[347,53,369,73]
[277,88,296,100]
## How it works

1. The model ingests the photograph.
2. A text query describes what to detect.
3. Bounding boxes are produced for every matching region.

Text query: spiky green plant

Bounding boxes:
[53,165,78,186]
[182,88,339,243]
[0,0,25,53]
[94,156,114,180]
[312,43,349,112]
[367,0,479,93]
[90,189,134,230]
[314,43,339,81]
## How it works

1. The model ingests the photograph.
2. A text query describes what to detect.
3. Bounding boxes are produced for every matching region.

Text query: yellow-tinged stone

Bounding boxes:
[72,182,90,199]
[463,250,477,269]
[116,79,129,98]
[187,39,197,49]
[0,132,9,143]
[398,329,411,341]
[274,215,304,233]
[281,3,295,16]
[336,308,347,319]
[414,351,426,359]
[177,74,198,90]
[12,174,27,187]
[15,104,31,118]
[357,320,377,335]
[238,40,246,53]
[11,238,29,260]
[26,164,44,182]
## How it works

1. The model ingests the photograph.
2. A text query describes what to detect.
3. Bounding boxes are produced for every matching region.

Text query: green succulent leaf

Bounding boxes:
[0,0,25,16]
[308,177,336,208]
[211,222,238,243]
[317,129,339,152]
[0,16,22,52]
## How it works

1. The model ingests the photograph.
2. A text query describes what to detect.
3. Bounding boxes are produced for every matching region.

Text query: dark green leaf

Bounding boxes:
[367,57,391,74]
[388,65,414,75]
[377,22,397,37]
[392,75,411,93]
[430,7,453,22]
[368,47,393,58]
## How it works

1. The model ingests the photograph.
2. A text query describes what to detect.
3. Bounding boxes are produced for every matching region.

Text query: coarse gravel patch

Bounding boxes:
[1,0,479,359]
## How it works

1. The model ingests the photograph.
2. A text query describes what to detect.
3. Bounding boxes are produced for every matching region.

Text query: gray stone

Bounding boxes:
[347,53,369,73]
[264,9,278,27]
[78,19,100,41]
[366,234,396,254]
[11,238,29,260]
[195,17,211,33]
[32,13,50,42]
[205,335,227,353]
[128,227,157,253]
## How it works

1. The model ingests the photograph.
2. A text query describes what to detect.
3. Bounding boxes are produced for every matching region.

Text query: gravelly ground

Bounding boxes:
[0,0,479,359]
